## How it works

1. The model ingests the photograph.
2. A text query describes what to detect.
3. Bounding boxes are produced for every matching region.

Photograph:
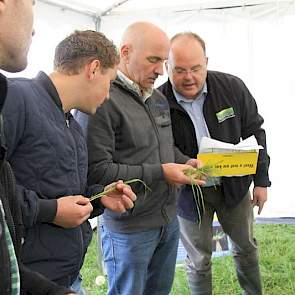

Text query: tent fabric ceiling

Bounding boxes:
[38,0,295,17]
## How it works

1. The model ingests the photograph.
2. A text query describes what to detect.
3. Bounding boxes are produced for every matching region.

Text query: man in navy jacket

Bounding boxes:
[159,32,271,295]
[3,30,136,294]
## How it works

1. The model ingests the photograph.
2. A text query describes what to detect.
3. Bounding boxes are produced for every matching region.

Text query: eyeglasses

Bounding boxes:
[172,65,206,76]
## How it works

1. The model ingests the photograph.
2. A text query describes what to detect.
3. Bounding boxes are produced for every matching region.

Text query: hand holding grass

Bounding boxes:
[162,163,206,186]
[90,179,149,212]
[182,159,215,225]
[53,195,93,228]
[99,180,137,213]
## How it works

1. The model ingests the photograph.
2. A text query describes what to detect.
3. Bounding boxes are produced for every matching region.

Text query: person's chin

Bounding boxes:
[6,60,27,73]
[146,79,156,86]
[183,90,198,99]
[94,99,107,111]
[143,83,154,90]
[85,105,99,115]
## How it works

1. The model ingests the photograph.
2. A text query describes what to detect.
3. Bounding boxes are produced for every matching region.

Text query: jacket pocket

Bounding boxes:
[22,224,83,284]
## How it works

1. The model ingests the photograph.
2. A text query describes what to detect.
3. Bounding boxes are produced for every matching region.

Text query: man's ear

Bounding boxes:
[87,59,101,79]
[165,61,169,72]
[120,44,131,64]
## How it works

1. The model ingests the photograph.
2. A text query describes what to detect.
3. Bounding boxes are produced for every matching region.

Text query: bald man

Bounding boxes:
[84,22,204,295]
[159,32,270,295]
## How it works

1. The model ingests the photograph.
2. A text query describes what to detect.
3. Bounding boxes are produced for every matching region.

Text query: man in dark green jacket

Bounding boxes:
[159,32,271,295]
[85,22,205,295]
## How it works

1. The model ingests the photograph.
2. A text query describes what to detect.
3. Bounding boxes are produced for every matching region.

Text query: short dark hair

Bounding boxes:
[171,32,206,55]
[54,30,120,75]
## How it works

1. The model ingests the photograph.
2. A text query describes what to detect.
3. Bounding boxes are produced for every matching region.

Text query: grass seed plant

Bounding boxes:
[183,165,217,225]
[89,178,151,201]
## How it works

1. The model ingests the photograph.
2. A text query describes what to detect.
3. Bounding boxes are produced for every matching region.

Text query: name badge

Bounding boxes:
[216,107,235,123]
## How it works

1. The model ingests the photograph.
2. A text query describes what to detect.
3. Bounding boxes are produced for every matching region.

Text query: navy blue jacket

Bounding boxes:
[159,71,271,222]
[1,73,73,294]
[3,72,104,287]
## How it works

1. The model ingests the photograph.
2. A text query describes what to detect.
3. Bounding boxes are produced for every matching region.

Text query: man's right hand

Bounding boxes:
[162,163,206,186]
[53,195,93,228]
[100,180,137,213]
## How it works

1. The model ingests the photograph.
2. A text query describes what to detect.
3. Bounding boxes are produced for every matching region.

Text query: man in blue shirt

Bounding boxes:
[159,32,271,295]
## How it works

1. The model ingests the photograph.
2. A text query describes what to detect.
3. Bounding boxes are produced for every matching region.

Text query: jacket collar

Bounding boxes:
[0,73,7,114]
[0,73,7,161]
[117,71,153,101]
[113,76,147,104]
[35,71,64,113]
[160,79,186,113]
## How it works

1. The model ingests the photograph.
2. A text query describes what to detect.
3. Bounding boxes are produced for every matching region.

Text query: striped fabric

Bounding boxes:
[0,200,20,295]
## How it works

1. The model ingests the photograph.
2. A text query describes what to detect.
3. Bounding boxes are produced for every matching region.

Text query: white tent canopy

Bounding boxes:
[38,0,295,17]
[5,0,295,217]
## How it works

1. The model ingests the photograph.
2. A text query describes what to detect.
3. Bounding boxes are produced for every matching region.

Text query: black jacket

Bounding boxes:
[159,71,271,221]
[0,73,72,294]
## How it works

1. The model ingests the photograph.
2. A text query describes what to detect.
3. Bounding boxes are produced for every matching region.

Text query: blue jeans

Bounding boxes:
[70,274,86,295]
[100,217,179,295]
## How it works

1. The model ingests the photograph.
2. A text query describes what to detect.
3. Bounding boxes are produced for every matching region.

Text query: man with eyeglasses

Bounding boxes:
[158,32,271,295]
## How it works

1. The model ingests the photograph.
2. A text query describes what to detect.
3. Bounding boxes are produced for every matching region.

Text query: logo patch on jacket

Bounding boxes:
[216,107,235,123]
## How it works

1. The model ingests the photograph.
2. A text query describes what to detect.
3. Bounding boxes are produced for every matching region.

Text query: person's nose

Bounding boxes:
[154,62,164,76]
[184,70,194,78]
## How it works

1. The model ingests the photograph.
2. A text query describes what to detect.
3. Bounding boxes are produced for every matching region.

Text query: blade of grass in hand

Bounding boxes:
[89,178,151,202]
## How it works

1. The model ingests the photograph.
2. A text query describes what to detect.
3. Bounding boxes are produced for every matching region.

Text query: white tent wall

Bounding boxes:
[5,1,96,78]
[100,3,295,218]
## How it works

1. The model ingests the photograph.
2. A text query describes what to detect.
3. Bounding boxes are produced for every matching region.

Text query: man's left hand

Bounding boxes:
[100,180,137,213]
[252,186,268,215]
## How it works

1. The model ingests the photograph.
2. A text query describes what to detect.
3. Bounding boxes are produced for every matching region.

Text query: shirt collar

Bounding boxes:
[117,71,153,101]
[173,82,207,104]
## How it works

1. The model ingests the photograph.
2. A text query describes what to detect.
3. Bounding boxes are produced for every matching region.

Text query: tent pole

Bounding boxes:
[38,0,96,18]
[95,16,101,32]
[100,0,130,16]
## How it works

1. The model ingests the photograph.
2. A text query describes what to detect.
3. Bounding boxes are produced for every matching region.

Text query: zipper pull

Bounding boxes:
[65,112,70,127]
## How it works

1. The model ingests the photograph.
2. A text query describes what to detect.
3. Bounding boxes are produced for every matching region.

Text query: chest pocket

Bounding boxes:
[148,98,175,162]
[149,98,171,126]
[154,109,171,127]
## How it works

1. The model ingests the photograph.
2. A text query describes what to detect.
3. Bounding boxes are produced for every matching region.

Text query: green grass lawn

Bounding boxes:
[81,224,295,294]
